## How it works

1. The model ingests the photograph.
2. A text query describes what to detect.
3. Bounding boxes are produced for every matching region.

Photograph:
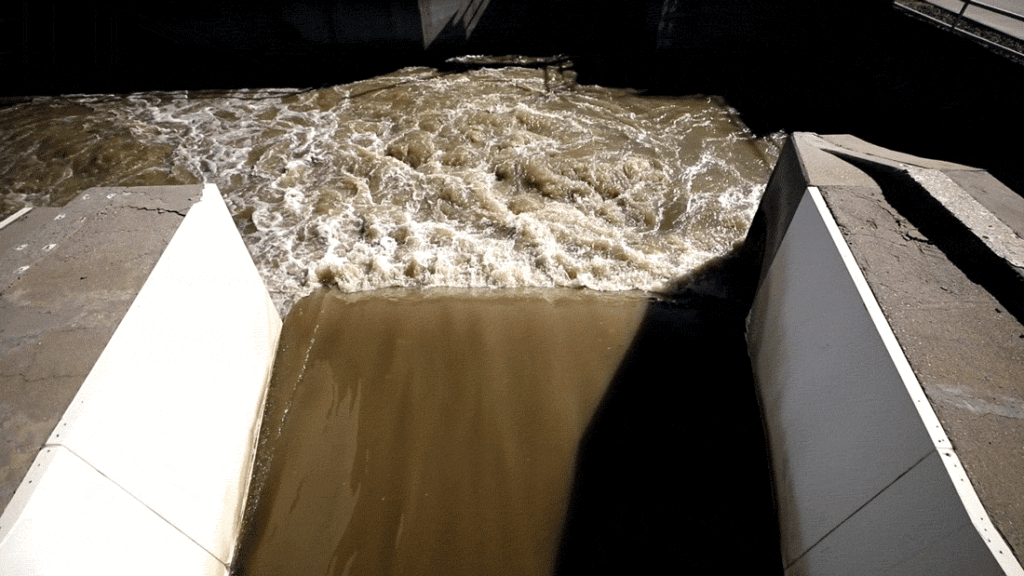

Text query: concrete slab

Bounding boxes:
[814,171,1024,564]
[942,169,1024,239]
[905,165,1024,270]
[784,452,1002,576]
[748,190,937,565]
[45,183,281,565]
[0,186,200,515]
[808,133,1024,305]
[812,134,1023,240]
[0,446,226,576]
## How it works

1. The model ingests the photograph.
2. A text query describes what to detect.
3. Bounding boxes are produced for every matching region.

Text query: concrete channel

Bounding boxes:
[0,134,1022,574]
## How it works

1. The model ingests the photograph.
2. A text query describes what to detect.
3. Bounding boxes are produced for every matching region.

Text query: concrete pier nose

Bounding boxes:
[0,184,281,575]
[745,132,1024,575]
[0,185,201,513]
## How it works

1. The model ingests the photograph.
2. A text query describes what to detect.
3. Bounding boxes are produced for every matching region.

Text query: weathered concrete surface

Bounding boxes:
[0,185,201,515]
[806,133,1024,319]
[942,169,1024,239]
[793,133,1024,561]
[816,133,1024,275]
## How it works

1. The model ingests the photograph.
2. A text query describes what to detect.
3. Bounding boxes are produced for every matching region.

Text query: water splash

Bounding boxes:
[0,65,782,315]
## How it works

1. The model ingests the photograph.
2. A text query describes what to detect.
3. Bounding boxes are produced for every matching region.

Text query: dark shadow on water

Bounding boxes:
[555,278,782,574]
[230,272,782,574]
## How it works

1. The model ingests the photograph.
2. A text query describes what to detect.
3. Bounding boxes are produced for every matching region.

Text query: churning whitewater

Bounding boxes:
[0,63,782,314]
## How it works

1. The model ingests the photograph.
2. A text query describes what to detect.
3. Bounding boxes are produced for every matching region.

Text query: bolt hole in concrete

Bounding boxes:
[0,64,783,574]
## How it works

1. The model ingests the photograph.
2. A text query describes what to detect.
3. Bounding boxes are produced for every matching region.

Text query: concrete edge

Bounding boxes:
[0,207,32,231]
[806,185,1023,574]
[815,133,978,172]
[0,184,282,575]
[816,144,1024,263]
[744,133,1022,572]
[805,131,1024,319]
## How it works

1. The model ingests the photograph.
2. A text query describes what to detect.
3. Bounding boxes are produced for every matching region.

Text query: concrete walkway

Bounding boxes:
[895,0,1024,60]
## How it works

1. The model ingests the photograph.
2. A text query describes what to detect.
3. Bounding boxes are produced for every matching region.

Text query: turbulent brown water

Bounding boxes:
[0,63,781,314]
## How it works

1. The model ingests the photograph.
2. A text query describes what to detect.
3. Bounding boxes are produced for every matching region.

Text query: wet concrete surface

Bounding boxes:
[0,185,200,514]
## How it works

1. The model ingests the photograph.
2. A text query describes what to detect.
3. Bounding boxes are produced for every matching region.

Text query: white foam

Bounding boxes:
[0,67,783,315]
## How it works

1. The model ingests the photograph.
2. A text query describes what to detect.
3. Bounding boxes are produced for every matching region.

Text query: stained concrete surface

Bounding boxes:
[0,185,201,515]
[792,133,1024,560]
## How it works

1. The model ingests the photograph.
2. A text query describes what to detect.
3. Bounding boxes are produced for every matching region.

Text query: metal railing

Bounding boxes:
[949,0,1024,33]
[894,0,1024,61]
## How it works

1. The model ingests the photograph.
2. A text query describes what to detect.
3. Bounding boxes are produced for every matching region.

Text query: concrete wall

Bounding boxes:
[745,135,1020,575]
[0,184,281,575]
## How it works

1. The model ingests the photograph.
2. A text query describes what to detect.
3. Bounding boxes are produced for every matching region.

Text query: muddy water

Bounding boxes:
[0,64,781,315]
[0,62,783,572]
[234,288,650,576]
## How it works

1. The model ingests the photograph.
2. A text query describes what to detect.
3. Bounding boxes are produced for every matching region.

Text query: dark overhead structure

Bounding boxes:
[2,1,1022,197]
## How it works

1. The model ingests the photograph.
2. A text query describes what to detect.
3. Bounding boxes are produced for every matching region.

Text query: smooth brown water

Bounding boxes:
[234,288,650,575]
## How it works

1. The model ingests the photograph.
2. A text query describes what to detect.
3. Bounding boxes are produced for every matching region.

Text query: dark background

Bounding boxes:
[2,0,1023,194]
[4,4,1018,573]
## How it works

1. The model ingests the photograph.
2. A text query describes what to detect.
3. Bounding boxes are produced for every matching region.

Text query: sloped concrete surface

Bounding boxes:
[0,185,200,515]
[0,446,225,576]
[794,132,1024,563]
[0,184,282,574]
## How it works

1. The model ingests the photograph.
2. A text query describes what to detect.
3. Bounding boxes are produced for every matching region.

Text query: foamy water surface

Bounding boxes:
[0,64,782,313]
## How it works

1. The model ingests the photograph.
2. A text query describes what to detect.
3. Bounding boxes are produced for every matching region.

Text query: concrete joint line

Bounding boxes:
[47,443,227,570]
[807,186,1023,575]
[785,450,935,569]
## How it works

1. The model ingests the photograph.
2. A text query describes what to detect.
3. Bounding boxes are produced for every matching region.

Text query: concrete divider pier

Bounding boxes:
[0,185,202,513]
[0,184,281,575]
[745,133,1024,575]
